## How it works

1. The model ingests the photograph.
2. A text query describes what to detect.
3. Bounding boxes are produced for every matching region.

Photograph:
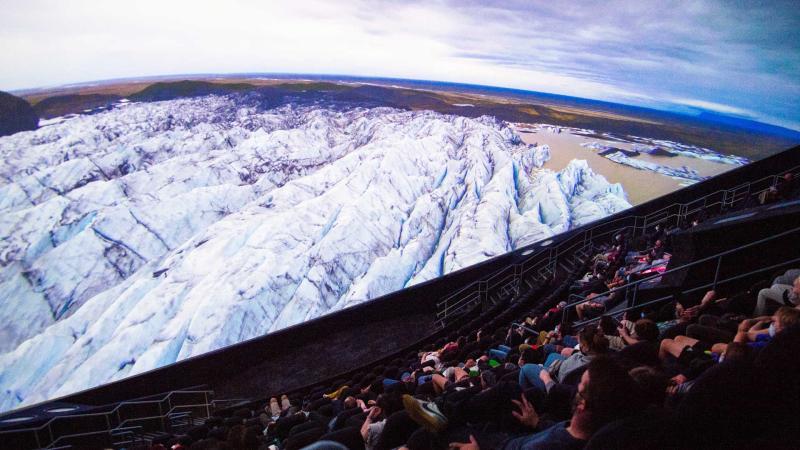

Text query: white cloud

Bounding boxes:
[0,0,797,130]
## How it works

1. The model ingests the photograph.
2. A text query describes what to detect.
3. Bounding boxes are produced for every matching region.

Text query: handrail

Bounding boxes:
[46,399,211,449]
[572,254,800,329]
[0,389,213,449]
[564,224,800,315]
[510,323,539,335]
[434,163,800,326]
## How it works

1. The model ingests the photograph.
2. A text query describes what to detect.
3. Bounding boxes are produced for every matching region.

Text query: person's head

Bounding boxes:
[792,276,800,297]
[226,424,245,449]
[655,239,663,248]
[773,306,800,335]
[633,319,659,342]
[343,396,357,409]
[579,326,609,355]
[572,356,642,435]
[519,347,541,366]
[598,316,618,336]
[369,379,384,395]
[628,366,668,407]
[374,393,402,419]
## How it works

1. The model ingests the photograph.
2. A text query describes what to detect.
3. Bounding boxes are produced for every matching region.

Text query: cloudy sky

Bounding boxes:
[1,0,798,129]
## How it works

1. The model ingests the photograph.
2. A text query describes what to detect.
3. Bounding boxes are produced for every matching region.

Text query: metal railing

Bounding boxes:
[563,225,800,325]
[573,253,800,330]
[434,164,800,327]
[0,389,213,449]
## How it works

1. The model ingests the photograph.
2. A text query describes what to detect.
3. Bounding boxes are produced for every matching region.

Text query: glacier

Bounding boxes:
[0,95,630,412]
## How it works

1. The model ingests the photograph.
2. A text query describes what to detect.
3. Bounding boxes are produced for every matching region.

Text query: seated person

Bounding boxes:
[660,306,800,362]
[519,327,609,392]
[575,292,614,320]
[615,319,661,367]
[449,356,644,450]
[754,274,800,316]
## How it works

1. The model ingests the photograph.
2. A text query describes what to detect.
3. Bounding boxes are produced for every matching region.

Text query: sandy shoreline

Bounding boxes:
[515,125,736,205]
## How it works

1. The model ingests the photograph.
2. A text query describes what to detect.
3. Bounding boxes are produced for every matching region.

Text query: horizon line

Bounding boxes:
[8,71,800,134]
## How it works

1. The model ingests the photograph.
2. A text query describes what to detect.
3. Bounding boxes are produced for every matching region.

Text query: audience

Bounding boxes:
[130,172,800,450]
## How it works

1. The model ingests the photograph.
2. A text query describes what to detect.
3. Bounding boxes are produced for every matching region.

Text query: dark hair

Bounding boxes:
[580,326,609,355]
[629,366,668,407]
[633,319,659,342]
[581,356,643,433]
[598,316,618,336]
[242,426,261,449]
[520,347,542,365]
[226,424,245,449]
[376,393,404,417]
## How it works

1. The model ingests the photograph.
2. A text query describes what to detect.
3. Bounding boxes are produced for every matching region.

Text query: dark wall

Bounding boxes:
[663,203,800,291]
[9,144,800,417]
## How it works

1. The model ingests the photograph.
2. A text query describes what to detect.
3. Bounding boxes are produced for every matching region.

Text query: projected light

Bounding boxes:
[0,416,35,423]
[0,0,795,418]
[45,407,78,413]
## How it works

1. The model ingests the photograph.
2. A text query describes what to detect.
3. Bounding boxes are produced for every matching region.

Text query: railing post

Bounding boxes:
[713,256,723,290]
[159,401,165,431]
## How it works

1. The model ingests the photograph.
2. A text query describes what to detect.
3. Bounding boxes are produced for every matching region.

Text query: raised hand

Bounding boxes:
[511,394,540,429]
[367,406,382,420]
[450,434,480,450]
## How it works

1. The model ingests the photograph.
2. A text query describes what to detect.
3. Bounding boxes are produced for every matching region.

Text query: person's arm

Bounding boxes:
[746,323,771,342]
[360,407,381,442]
[539,369,557,392]
[450,435,480,450]
[733,318,771,343]
[697,290,716,312]
[618,324,639,345]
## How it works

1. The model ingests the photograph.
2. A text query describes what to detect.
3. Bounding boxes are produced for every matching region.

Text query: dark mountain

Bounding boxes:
[130,80,255,101]
[0,91,38,137]
[33,94,122,119]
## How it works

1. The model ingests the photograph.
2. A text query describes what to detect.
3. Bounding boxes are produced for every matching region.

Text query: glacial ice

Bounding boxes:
[0,96,630,412]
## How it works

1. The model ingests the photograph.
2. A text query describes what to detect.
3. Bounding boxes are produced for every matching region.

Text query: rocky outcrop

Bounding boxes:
[0,91,38,137]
